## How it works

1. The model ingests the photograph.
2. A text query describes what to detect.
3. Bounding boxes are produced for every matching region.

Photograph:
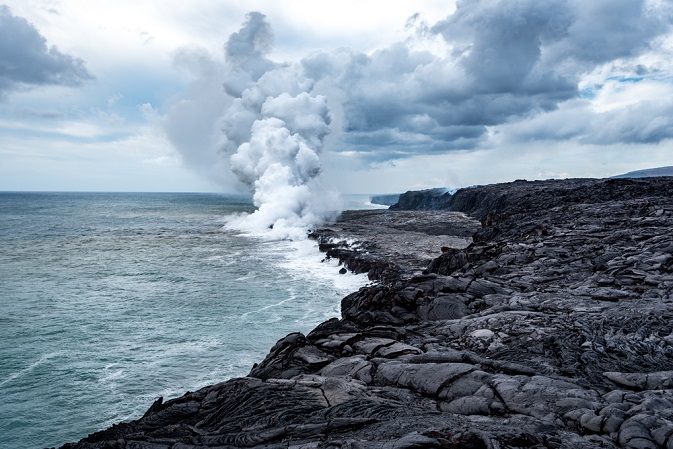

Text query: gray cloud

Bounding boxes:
[494,94,673,146]
[544,0,670,65]
[590,100,673,145]
[222,11,276,97]
[0,5,92,94]
[299,0,672,161]
[434,0,573,93]
[225,11,274,63]
[162,47,236,189]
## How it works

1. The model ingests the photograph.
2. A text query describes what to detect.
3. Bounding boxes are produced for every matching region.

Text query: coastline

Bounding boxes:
[58,177,673,449]
[1,192,369,449]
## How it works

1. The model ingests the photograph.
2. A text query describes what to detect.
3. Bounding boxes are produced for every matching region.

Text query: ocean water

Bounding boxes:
[0,192,374,449]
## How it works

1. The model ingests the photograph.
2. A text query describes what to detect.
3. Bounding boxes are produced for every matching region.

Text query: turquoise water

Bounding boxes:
[0,192,371,449]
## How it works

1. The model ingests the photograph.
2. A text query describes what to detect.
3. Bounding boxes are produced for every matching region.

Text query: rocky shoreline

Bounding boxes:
[59,177,673,449]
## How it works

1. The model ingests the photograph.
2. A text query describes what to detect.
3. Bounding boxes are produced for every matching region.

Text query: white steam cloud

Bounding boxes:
[221,12,341,240]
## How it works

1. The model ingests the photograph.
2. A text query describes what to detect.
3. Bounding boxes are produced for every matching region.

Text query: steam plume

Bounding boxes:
[222,13,341,240]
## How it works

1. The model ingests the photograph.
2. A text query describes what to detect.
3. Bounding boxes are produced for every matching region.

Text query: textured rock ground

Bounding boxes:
[59,177,673,449]
[310,209,479,282]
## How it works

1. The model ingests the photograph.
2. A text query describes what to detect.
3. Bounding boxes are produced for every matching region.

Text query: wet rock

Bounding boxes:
[320,356,374,384]
[418,295,469,321]
[376,361,476,396]
[619,417,655,448]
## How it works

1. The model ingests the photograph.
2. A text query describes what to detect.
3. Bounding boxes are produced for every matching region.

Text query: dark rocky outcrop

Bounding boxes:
[389,188,453,210]
[369,193,400,206]
[58,177,673,449]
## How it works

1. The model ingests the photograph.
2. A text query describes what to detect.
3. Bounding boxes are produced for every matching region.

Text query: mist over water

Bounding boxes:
[222,15,340,238]
[0,192,371,449]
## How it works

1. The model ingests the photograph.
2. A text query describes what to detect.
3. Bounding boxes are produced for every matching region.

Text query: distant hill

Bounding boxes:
[612,166,673,178]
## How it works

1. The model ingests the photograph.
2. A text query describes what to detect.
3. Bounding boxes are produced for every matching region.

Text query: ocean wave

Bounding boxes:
[0,350,70,388]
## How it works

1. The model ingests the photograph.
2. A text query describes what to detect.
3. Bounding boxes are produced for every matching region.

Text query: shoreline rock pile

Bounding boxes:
[60,177,673,449]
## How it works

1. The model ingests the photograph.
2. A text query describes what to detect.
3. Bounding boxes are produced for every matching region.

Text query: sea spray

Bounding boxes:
[226,116,340,240]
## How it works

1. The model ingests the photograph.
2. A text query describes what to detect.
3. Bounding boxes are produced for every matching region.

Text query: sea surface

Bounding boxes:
[0,192,377,449]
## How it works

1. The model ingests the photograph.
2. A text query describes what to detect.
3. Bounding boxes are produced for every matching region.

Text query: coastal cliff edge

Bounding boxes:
[59,177,673,449]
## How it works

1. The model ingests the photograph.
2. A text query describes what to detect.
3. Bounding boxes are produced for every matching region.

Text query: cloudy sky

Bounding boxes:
[1,0,673,194]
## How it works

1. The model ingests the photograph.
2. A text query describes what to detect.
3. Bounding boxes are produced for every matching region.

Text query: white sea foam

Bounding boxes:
[240,294,295,318]
[276,239,372,296]
[0,351,68,388]
[363,201,390,209]
[234,273,258,282]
